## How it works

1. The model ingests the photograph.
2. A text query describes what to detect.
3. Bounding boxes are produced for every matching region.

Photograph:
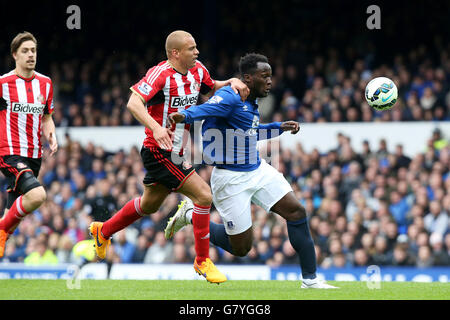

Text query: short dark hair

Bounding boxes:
[239,53,269,76]
[11,31,37,55]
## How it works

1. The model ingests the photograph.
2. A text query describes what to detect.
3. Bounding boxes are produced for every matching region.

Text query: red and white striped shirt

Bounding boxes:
[0,70,54,158]
[130,60,215,154]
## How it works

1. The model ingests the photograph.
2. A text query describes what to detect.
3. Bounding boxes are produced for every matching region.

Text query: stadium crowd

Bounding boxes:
[0,128,448,268]
[27,40,450,128]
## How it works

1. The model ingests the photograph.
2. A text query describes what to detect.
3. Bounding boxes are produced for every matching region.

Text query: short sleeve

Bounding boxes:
[130,66,166,104]
[197,61,215,94]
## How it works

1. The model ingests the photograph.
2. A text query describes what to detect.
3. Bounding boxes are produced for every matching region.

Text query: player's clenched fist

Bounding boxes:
[281,121,300,134]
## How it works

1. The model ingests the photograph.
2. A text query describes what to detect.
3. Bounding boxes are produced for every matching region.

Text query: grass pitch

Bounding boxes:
[0,280,448,300]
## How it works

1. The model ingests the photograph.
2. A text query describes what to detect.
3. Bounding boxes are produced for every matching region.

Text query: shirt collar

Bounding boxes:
[246,97,258,108]
[14,70,35,81]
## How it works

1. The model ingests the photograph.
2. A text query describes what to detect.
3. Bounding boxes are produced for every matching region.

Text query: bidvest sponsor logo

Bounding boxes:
[171,93,199,109]
[12,103,45,115]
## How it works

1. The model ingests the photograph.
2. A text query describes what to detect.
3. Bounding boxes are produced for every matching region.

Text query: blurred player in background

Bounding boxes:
[89,30,249,283]
[0,32,58,257]
[166,53,337,289]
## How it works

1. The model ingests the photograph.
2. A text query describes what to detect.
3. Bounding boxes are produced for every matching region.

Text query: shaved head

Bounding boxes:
[164,30,199,73]
[165,30,193,58]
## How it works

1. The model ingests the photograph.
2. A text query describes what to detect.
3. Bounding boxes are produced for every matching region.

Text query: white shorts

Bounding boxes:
[210,159,293,235]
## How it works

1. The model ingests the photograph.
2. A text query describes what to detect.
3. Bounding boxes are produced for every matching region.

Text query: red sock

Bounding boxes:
[0,196,29,232]
[8,222,19,235]
[192,203,211,264]
[101,197,144,238]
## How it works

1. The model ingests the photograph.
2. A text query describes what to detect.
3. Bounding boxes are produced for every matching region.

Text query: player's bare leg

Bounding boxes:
[227,227,253,257]
[17,186,46,212]
[177,172,227,283]
[140,184,171,214]
[0,186,46,257]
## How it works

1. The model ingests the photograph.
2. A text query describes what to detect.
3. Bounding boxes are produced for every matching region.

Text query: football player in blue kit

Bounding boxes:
[166,53,337,289]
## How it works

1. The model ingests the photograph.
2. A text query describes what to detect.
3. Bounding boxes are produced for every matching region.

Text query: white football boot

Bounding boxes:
[301,278,339,289]
[164,198,193,239]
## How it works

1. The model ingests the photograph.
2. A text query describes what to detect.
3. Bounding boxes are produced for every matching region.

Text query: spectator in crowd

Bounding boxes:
[131,235,150,264]
[416,245,434,268]
[55,235,75,264]
[389,190,411,234]
[256,240,273,262]
[2,238,22,263]
[330,253,350,268]
[352,248,372,267]
[113,230,136,263]
[389,243,416,266]
[170,242,191,264]
[372,236,390,266]
[84,179,117,222]
[241,245,265,265]
[64,217,84,244]
[429,232,450,266]
[144,231,173,264]
[24,238,59,266]
[424,200,449,236]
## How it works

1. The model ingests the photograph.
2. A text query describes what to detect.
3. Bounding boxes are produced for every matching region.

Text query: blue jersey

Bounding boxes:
[181,86,282,171]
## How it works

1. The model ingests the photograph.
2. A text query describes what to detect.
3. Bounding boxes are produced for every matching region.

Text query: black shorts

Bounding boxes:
[140,147,195,191]
[0,155,42,208]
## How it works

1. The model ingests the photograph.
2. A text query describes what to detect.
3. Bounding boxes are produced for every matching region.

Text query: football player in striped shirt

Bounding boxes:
[89,30,249,283]
[0,32,58,257]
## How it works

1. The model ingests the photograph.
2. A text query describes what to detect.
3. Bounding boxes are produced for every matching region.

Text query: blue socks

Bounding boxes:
[209,217,317,280]
[287,217,317,279]
[209,221,234,253]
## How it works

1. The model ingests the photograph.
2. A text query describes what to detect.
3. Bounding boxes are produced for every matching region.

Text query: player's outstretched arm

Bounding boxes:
[257,120,300,141]
[127,93,173,150]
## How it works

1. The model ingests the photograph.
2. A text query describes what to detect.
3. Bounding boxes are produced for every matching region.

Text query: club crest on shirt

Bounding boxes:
[193,81,201,92]
[37,94,45,104]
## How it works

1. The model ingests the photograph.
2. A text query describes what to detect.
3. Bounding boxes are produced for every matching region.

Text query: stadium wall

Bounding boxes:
[0,263,448,283]
[55,122,450,157]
